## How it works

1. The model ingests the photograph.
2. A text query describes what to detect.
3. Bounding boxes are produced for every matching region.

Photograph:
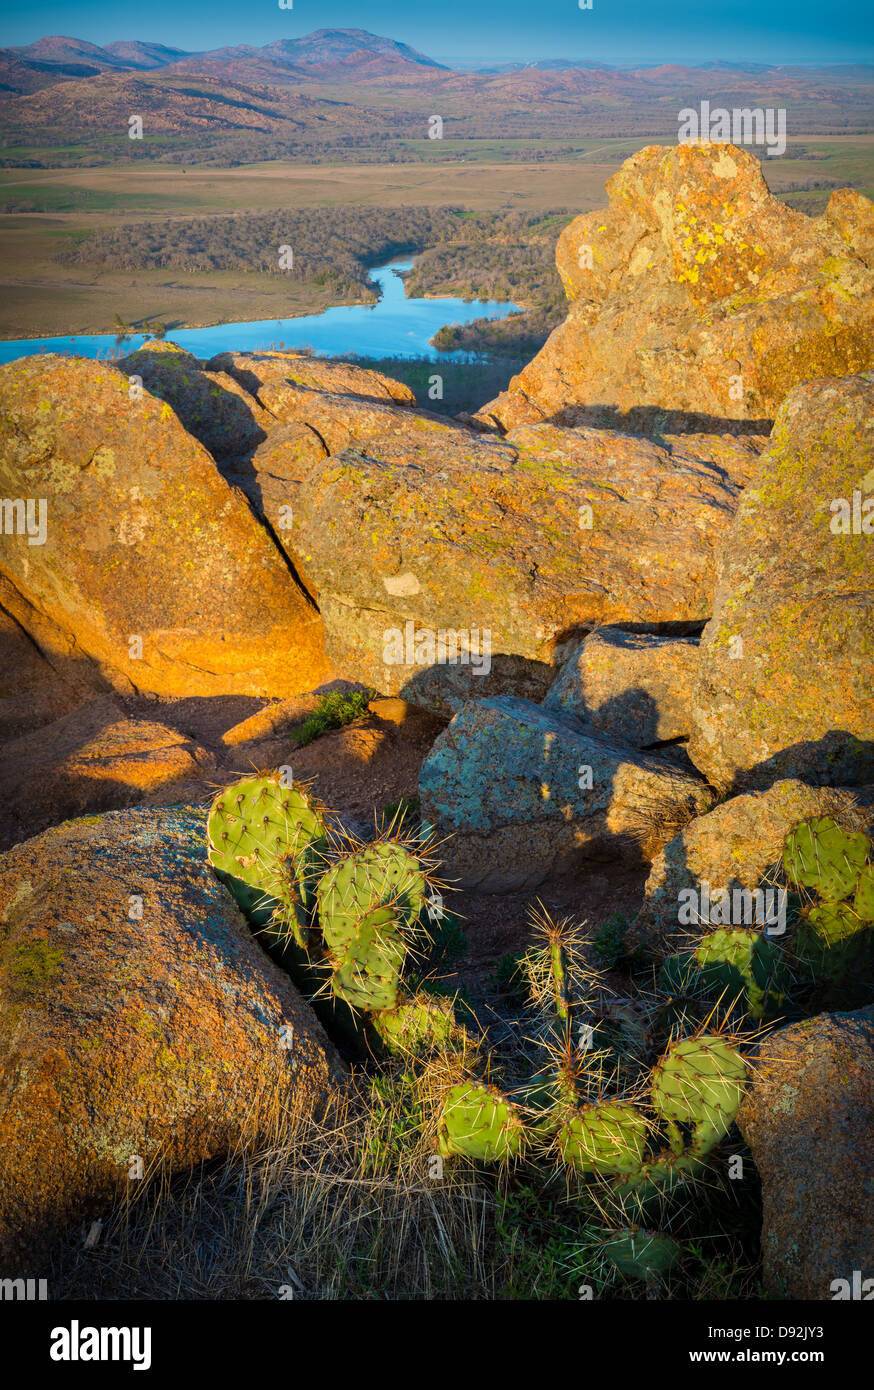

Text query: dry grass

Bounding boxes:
[50,1068,498,1301]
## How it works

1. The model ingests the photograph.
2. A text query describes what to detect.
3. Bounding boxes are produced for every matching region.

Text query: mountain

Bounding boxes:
[261,30,445,70]
[10,35,131,69]
[103,40,192,69]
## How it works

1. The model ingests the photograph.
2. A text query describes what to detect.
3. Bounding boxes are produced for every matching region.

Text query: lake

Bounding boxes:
[0,261,519,365]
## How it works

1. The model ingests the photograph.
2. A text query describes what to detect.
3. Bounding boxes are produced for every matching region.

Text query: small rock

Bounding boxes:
[543,626,700,745]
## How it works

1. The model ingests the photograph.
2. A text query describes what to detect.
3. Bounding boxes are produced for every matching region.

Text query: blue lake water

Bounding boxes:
[0,261,519,365]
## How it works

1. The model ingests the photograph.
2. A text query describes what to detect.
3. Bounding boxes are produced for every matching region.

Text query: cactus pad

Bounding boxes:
[602,1229,680,1280]
[438,1082,525,1161]
[854,865,874,922]
[694,927,780,1019]
[651,1035,747,1155]
[557,1100,649,1175]
[367,991,467,1058]
[207,774,328,943]
[327,904,406,1011]
[782,817,869,903]
[317,841,426,946]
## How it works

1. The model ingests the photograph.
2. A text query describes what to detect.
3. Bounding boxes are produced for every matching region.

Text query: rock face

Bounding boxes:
[543,627,699,746]
[688,374,874,791]
[0,695,214,850]
[0,605,85,739]
[0,805,342,1259]
[737,1008,874,1300]
[0,355,331,698]
[292,419,763,712]
[631,780,874,946]
[206,349,416,407]
[418,696,713,890]
[479,144,874,433]
[115,341,272,460]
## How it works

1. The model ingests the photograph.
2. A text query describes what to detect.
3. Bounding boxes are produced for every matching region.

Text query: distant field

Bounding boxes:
[0,135,871,340]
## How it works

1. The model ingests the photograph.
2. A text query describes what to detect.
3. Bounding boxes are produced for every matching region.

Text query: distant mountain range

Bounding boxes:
[1,29,871,165]
[0,30,448,91]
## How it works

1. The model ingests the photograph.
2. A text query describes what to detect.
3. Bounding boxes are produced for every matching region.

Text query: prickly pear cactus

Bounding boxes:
[651,1035,747,1157]
[207,773,329,947]
[601,1228,680,1280]
[557,1099,649,1176]
[317,842,428,1012]
[782,816,873,1003]
[694,927,781,1020]
[317,842,426,942]
[327,904,406,1011]
[855,865,874,922]
[367,990,469,1059]
[438,1082,525,1161]
[782,817,869,902]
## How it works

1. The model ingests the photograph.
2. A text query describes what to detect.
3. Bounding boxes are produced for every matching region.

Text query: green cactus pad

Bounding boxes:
[317,841,426,948]
[328,905,406,1011]
[694,927,781,1019]
[367,991,467,1058]
[557,1100,649,1175]
[601,1229,680,1280]
[782,817,869,903]
[207,774,328,943]
[438,1082,525,1161]
[651,1035,747,1155]
[854,865,874,922]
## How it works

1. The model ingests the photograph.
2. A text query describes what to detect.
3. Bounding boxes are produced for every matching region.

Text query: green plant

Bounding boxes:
[692,926,784,1020]
[206,772,329,948]
[437,1082,526,1161]
[291,689,375,748]
[600,1228,681,1281]
[591,914,629,968]
[207,774,450,1044]
[781,815,874,1004]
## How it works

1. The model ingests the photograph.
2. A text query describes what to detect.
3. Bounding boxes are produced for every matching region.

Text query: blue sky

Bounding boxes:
[0,0,871,65]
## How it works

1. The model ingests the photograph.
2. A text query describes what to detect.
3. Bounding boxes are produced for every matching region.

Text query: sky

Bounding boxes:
[0,0,871,66]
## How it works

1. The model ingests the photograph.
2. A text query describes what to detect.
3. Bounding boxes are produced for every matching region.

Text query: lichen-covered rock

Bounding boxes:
[115,341,272,460]
[688,374,874,791]
[292,419,763,711]
[543,627,699,745]
[737,1008,874,1300]
[0,805,342,1259]
[0,354,331,698]
[0,695,215,850]
[630,779,874,946]
[419,695,713,891]
[206,349,416,406]
[238,392,470,592]
[478,144,874,432]
[0,605,85,739]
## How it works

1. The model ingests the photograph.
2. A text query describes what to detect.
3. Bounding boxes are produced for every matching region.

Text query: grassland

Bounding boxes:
[0,135,872,340]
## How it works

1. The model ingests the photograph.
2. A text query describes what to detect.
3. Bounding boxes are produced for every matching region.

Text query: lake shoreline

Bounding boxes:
[0,261,520,365]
